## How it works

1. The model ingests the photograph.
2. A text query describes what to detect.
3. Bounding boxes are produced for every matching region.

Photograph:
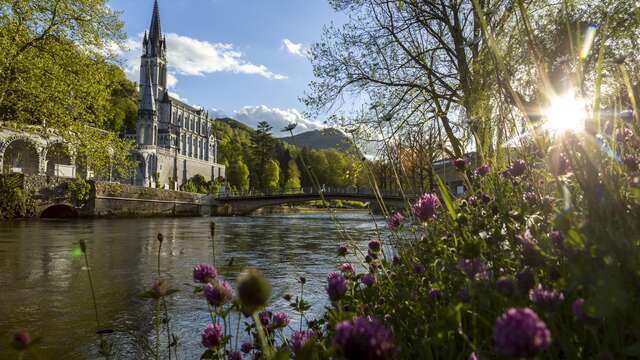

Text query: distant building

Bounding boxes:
[127,1,225,188]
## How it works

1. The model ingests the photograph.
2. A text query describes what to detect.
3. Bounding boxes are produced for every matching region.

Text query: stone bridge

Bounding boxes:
[213,188,413,216]
[15,176,414,218]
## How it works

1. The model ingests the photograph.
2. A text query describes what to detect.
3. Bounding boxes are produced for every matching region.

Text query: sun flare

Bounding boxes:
[543,93,588,134]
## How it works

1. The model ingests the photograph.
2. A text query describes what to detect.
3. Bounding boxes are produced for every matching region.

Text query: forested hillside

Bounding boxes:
[212,118,364,192]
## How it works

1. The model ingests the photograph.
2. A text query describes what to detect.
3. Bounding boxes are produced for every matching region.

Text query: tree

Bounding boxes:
[261,159,280,191]
[251,121,275,187]
[0,0,134,176]
[284,160,301,191]
[306,1,640,162]
[107,64,139,133]
[228,159,250,192]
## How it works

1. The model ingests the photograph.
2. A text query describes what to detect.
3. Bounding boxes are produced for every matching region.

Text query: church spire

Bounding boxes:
[139,64,156,112]
[148,0,162,56]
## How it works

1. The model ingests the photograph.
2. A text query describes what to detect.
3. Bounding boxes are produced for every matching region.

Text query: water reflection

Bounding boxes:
[0,211,377,359]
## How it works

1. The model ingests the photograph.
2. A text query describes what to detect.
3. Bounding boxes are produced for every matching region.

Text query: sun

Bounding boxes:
[543,93,588,134]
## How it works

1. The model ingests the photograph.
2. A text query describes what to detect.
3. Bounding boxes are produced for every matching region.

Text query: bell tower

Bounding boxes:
[136,0,167,146]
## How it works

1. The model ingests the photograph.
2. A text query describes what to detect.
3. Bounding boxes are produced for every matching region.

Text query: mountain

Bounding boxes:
[282,128,353,152]
[216,117,255,134]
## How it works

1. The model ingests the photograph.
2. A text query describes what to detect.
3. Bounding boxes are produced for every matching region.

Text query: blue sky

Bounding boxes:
[108,0,344,134]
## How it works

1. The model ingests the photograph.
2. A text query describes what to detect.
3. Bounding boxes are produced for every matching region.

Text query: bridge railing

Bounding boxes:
[215,187,408,200]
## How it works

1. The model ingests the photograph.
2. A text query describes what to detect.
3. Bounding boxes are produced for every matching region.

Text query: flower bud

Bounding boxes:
[237,268,271,314]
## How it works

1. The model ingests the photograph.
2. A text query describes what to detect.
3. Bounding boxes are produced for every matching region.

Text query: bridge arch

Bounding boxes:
[1,137,41,175]
[40,204,78,218]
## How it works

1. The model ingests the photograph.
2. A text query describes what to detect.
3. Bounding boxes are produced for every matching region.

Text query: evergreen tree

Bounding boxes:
[251,121,275,187]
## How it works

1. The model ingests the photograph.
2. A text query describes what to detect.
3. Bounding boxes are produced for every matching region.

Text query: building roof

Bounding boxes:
[163,92,207,115]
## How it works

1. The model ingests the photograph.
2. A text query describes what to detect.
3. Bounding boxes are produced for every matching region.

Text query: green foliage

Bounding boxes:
[227,159,250,192]
[0,174,33,219]
[0,0,134,178]
[179,175,222,194]
[106,64,139,133]
[180,179,197,193]
[67,178,91,206]
[261,159,280,191]
[284,159,302,191]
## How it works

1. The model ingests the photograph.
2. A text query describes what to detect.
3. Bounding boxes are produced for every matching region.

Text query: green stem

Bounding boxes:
[83,251,101,330]
[252,312,273,358]
[155,301,160,360]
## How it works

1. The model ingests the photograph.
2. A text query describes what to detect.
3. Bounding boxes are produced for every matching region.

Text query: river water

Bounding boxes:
[0,211,380,359]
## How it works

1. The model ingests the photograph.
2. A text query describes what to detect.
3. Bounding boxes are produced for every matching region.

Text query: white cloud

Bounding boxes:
[233,105,324,136]
[168,91,188,104]
[166,33,286,79]
[114,32,287,84]
[282,39,308,57]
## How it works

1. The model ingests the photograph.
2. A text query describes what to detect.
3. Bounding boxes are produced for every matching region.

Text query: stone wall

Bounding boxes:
[155,149,225,189]
[91,181,210,217]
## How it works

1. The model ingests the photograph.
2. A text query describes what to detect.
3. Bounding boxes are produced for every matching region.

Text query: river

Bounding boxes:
[0,211,380,359]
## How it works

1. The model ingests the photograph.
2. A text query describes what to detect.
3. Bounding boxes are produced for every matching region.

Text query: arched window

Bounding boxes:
[2,139,40,175]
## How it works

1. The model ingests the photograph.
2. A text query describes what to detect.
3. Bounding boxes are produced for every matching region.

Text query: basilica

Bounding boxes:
[128,1,225,188]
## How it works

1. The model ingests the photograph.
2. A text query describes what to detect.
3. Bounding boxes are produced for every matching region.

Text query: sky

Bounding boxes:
[107,0,344,135]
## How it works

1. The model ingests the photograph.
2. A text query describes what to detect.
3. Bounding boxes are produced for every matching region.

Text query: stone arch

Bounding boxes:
[40,204,78,218]
[45,142,73,176]
[1,136,41,175]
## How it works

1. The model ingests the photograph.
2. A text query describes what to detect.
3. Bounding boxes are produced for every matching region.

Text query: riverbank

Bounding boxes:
[252,205,368,215]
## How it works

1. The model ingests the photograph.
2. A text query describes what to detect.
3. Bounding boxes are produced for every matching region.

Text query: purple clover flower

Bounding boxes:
[617,128,633,142]
[337,244,348,256]
[327,272,348,302]
[368,240,382,253]
[508,160,527,177]
[529,284,565,308]
[496,276,516,296]
[387,212,404,231]
[290,330,315,353]
[457,258,486,279]
[271,311,290,328]
[193,264,217,283]
[549,230,563,247]
[340,263,355,274]
[412,193,441,222]
[412,263,426,274]
[474,164,491,177]
[516,271,535,293]
[241,342,253,353]
[428,288,443,301]
[494,308,551,358]
[227,351,242,360]
[333,316,395,360]
[523,192,537,203]
[361,273,376,287]
[572,298,594,321]
[204,280,233,307]
[201,323,224,349]
[258,311,271,326]
[454,158,471,171]
[624,155,639,173]
[12,329,31,351]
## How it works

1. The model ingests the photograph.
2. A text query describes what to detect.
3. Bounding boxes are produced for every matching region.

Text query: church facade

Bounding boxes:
[128,1,225,188]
